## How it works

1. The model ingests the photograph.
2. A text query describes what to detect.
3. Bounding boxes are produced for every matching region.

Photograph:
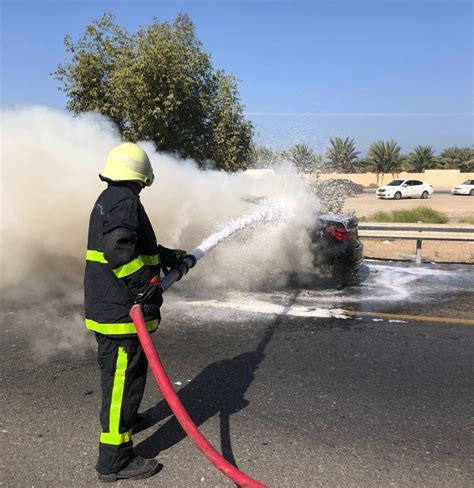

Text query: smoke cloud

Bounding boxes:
[0,106,319,359]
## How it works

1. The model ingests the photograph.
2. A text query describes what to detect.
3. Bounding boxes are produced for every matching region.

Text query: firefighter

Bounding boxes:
[84,143,186,482]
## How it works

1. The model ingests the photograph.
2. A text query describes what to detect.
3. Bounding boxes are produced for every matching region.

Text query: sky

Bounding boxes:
[1,0,473,154]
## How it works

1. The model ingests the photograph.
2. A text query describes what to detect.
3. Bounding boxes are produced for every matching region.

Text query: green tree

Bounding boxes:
[366,140,402,179]
[436,147,474,172]
[407,145,436,172]
[54,13,253,171]
[326,136,361,172]
[205,70,254,171]
[284,144,322,174]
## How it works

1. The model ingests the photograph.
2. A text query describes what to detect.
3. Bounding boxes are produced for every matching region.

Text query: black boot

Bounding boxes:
[98,456,161,482]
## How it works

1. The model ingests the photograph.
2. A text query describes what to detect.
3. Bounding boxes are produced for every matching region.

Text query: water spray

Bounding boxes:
[160,199,286,292]
[131,201,284,488]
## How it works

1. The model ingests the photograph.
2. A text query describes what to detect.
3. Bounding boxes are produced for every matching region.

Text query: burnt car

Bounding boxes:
[310,214,363,287]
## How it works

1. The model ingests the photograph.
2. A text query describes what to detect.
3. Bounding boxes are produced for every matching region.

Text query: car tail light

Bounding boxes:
[326,224,355,242]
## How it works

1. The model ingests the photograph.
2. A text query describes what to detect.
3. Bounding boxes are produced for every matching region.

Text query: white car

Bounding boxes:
[376,179,433,200]
[451,179,474,196]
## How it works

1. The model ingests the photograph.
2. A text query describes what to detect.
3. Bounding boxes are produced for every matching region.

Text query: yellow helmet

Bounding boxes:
[100,143,154,187]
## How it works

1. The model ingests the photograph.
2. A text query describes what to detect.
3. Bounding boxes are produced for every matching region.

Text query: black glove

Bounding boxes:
[135,276,163,319]
[158,245,187,274]
[142,290,163,320]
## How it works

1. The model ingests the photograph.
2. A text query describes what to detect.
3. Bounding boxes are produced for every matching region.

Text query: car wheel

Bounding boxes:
[470,189,474,196]
[421,191,429,199]
[394,192,402,200]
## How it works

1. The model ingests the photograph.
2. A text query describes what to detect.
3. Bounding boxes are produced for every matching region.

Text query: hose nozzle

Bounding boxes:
[160,254,198,293]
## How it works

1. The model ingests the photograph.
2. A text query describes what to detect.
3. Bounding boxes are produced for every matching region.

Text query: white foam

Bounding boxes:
[184,298,348,319]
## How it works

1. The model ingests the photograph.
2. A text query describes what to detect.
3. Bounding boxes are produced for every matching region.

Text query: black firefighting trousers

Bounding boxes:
[95,333,148,474]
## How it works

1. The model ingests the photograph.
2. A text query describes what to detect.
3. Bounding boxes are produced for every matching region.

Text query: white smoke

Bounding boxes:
[0,106,320,358]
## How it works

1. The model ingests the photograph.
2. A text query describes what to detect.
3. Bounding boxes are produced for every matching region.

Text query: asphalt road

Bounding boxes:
[1,261,473,487]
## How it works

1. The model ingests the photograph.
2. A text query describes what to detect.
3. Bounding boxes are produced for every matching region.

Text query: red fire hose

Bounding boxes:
[130,304,269,488]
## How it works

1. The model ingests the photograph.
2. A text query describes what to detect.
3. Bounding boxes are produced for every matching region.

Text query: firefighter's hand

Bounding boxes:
[158,245,187,269]
[140,288,163,319]
[134,276,163,318]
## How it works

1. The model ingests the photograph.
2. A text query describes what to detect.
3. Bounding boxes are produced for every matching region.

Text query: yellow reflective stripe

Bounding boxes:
[100,431,132,445]
[86,250,107,263]
[85,318,159,335]
[86,250,160,274]
[112,256,145,278]
[142,254,160,266]
[100,347,129,446]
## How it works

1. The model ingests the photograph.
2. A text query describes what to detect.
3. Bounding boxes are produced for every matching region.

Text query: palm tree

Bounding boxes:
[250,145,279,168]
[408,145,436,172]
[286,144,320,174]
[326,136,361,172]
[366,140,402,181]
[437,147,474,172]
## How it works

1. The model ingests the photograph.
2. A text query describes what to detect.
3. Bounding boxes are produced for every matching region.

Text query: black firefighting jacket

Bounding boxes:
[84,183,162,336]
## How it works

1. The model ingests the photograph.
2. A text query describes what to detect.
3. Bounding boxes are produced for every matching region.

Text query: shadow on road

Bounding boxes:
[134,291,301,469]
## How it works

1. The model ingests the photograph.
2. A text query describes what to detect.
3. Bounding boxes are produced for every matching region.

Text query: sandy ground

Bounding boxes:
[344,191,474,263]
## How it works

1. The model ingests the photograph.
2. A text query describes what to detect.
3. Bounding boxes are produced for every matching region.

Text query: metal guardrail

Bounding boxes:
[358,223,474,265]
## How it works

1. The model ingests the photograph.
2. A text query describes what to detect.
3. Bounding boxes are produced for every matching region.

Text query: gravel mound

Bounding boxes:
[310,178,364,213]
